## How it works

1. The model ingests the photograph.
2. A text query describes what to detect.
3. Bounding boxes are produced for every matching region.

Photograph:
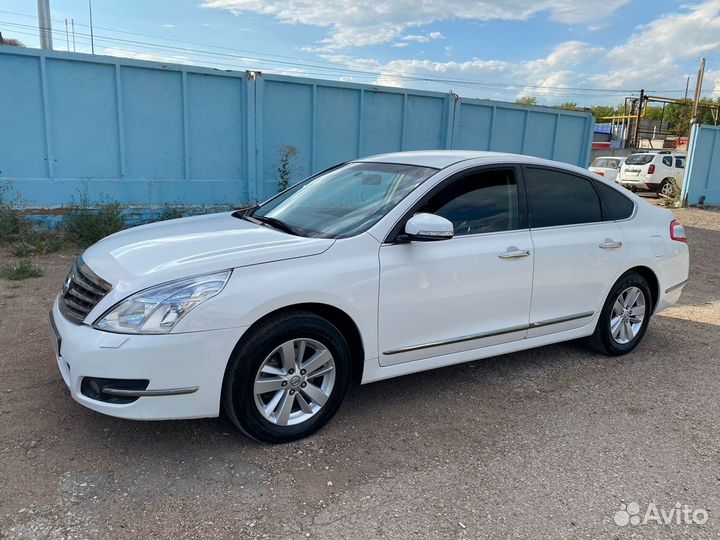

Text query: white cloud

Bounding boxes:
[200,0,629,49]
[103,47,195,65]
[163,24,175,28]
[313,1,720,105]
[706,69,720,99]
[392,42,409,48]
[402,31,445,43]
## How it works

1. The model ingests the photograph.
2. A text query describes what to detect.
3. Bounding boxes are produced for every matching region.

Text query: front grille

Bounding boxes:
[59,257,112,324]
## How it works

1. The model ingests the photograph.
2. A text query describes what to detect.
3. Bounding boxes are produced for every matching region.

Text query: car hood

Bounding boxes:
[82,212,334,289]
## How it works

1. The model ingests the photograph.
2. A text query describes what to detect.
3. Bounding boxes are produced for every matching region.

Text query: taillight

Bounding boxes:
[648,164,656,174]
[670,219,687,243]
[597,171,604,176]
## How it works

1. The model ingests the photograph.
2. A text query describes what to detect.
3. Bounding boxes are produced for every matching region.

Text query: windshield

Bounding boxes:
[251,162,437,238]
[625,154,654,166]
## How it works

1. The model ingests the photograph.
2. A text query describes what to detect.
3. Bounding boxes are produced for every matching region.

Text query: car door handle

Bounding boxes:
[498,248,530,259]
[599,240,623,249]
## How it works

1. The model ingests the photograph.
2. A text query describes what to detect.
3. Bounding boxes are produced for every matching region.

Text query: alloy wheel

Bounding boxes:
[610,286,646,344]
[253,338,336,426]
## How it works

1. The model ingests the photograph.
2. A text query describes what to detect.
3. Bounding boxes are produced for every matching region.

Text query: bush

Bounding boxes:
[12,234,64,256]
[0,184,25,242]
[157,204,186,221]
[1,259,44,280]
[65,198,125,246]
[276,145,301,192]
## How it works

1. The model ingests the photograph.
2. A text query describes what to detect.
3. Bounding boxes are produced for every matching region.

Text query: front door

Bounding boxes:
[378,167,534,366]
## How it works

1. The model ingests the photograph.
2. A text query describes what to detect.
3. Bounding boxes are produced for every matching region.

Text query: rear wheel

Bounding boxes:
[658,178,676,197]
[588,272,652,356]
[222,311,351,443]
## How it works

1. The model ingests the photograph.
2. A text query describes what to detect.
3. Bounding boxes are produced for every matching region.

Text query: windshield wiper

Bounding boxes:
[231,204,259,218]
[251,215,299,236]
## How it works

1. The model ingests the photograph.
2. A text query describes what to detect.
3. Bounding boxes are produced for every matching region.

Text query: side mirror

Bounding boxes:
[402,213,454,242]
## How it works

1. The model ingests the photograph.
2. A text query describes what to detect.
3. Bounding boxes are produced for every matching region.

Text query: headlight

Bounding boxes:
[93,270,231,334]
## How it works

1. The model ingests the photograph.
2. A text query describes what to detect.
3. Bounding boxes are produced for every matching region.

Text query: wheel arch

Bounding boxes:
[227,302,365,385]
[624,265,660,312]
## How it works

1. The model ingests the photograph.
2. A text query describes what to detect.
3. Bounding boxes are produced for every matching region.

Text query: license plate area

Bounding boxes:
[49,310,62,357]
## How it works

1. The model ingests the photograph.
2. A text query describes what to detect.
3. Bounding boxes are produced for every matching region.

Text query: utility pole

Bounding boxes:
[691,57,706,124]
[88,0,95,54]
[633,89,644,148]
[71,19,76,52]
[37,0,53,50]
[65,18,70,51]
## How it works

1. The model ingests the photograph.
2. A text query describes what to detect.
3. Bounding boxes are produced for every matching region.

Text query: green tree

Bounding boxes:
[558,101,578,110]
[589,105,617,120]
[515,96,538,106]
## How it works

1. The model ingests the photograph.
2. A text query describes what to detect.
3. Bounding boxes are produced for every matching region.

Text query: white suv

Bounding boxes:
[617,151,686,197]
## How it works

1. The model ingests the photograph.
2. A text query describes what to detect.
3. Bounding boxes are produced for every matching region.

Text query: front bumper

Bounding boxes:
[50,296,244,420]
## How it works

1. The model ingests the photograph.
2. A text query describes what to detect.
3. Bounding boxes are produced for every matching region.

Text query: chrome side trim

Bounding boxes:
[382,311,595,356]
[529,311,595,328]
[665,279,688,294]
[383,325,528,355]
[101,386,199,397]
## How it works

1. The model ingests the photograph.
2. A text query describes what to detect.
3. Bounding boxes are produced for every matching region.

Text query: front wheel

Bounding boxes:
[222,311,351,443]
[588,272,652,356]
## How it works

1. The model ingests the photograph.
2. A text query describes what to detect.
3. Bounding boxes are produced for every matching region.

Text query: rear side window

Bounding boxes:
[625,154,653,165]
[593,181,635,220]
[421,169,518,235]
[525,167,602,228]
[662,156,673,167]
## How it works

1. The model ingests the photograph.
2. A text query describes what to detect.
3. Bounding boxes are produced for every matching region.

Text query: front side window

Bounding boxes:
[675,157,686,168]
[251,162,437,238]
[525,167,602,228]
[420,169,519,236]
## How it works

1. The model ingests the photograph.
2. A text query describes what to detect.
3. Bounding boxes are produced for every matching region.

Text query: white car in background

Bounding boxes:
[589,156,626,182]
[50,151,690,443]
[617,151,686,197]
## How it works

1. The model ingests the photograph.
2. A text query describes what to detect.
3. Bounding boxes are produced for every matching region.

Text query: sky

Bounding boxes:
[2,0,720,106]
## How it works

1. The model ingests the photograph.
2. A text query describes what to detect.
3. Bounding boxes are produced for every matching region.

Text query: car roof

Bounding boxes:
[354,150,582,170]
[628,151,686,156]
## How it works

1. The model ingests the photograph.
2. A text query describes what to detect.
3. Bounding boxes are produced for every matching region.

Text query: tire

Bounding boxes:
[587,272,652,356]
[222,311,351,443]
[658,179,675,197]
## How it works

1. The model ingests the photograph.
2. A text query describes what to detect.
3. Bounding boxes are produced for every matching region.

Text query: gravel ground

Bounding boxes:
[1,203,719,540]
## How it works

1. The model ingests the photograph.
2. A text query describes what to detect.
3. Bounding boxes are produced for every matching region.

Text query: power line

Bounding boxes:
[0,21,644,97]
[0,11,687,98]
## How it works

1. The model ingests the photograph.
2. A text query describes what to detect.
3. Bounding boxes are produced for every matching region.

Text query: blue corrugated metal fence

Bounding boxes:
[683,124,720,205]
[1,46,594,209]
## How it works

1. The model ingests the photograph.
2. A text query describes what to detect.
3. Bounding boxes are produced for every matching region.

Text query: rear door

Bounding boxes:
[523,166,628,337]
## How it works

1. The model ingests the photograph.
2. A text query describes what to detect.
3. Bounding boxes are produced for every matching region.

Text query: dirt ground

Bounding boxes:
[1,202,719,540]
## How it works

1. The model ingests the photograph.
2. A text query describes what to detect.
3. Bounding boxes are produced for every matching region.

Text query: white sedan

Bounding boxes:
[50,151,689,443]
